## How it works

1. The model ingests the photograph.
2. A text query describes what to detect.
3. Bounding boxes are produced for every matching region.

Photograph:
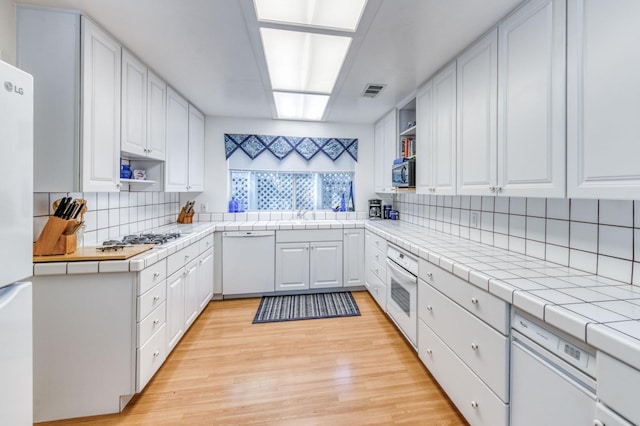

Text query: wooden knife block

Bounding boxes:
[33,216,78,256]
[177,208,194,224]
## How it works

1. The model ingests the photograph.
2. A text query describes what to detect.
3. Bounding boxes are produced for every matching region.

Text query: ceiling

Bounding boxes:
[19,0,523,124]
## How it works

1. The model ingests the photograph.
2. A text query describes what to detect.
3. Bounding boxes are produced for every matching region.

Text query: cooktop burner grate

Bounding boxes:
[102,232,182,247]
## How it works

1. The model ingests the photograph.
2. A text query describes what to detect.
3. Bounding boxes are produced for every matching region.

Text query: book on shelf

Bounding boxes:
[401,137,416,158]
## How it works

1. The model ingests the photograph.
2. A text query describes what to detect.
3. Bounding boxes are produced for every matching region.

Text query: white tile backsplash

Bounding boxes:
[598,225,633,260]
[599,200,633,227]
[393,194,640,285]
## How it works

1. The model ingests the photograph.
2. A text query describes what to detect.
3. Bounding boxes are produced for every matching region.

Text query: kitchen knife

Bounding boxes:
[53,197,70,218]
[62,201,77,220]
[72,200,85,219]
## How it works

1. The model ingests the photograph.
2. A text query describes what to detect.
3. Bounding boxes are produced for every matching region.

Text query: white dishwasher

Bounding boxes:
[510,311,597,426]
[222,231,275,296]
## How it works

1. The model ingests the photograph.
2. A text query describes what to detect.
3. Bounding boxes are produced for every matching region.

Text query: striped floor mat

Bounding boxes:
[252,292,361,323]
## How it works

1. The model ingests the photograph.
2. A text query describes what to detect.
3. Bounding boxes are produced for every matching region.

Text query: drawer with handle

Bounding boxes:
[138,259,167,294]
[418,320,508,426]
[419,279,509,402]
[138,280,166,321]
[199,233,214,253]
[136,323,167,392]
[420,259,509,334]
[167,242,199,276]
[137,302,166,347]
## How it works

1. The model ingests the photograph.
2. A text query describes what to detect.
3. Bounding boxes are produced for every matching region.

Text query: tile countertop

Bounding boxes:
[31,219,366,276]
[365,220,640,372]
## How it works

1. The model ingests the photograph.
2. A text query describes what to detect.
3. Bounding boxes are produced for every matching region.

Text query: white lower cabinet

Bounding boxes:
[597,351,640,425]
[418,321,508,426]
[419,280,509,402]
[310,241,343,289]
[197,248,214,310]
[166,269,185,352]
[417,258,509,426]
[343,229,365,287]
[365,230,387,310]
[183,260,199,329]
[275,230,344,292]
[275,242,310,291]
[136,323,166,392]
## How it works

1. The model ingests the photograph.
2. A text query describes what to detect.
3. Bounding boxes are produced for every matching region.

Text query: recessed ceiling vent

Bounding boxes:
[361,83,386,98]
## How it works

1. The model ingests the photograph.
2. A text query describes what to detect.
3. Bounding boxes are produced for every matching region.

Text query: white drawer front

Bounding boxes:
[137,302,166,347]
[419,280,509,402]
[139,259,167,295]
[365,231,387,254]
[597,352,640,425]
[366,253,386,283]
[138,281,166,321]
[167,243,199,276]
[199,234,214,253]
[418,320,508,426]
[422,263,509,334]
[137,323,167,393]
[366,244,386,271]
[366,268,387,311]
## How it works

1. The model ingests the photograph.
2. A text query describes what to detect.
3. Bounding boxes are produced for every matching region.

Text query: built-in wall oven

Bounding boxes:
[386,244,418,347]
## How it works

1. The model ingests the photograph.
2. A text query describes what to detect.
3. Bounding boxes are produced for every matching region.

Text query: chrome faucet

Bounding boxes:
[296,208,309,220]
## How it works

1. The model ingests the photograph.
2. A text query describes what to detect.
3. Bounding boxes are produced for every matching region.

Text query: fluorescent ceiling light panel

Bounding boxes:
[260,28,352,94]
[254,0,368,32]
[273,91,329,121]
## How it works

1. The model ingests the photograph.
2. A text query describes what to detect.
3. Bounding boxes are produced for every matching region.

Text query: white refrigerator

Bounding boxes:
[0,59,34,426]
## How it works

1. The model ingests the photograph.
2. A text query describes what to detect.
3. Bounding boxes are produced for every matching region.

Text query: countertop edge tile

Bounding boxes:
[544,305,591,342]
[587,323,640,371]
[513,291,548,321]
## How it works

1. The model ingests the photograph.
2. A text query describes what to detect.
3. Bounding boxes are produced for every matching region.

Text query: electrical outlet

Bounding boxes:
[470,211,480,229]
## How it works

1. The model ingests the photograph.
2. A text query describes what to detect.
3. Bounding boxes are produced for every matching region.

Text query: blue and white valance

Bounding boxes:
[225,133,358,162]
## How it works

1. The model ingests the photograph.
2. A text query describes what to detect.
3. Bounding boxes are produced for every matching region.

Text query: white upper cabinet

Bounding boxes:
[80,16,122,192]
[432,61,457,195]
[497,0,566,198]
[121,49,147,158]
[187,105,205,192]
[17,7,121,192]
[146,70,167,161]
[416,81,434,194]
[165,87,190,192]
[122,51,166,162]
[374,109,398,193]
[456,29,498,196]
[567,0,640,199]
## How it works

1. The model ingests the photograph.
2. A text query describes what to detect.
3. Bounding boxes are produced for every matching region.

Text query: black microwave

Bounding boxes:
[392,159,416,188]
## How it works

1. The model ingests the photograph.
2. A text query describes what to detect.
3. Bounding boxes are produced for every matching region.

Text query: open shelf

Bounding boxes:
[400,125,416,136]
[120,178,156,184]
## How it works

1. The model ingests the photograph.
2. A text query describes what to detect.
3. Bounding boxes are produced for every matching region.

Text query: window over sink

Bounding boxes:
[230,170,353,211]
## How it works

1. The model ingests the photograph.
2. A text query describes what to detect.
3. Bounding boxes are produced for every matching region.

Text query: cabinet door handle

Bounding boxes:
[116,183,122,187]
[153,295,160,302]
[471,343,478,351]
[426,349,432,355]
[153,272,160,279]
[426,305,433,311]
[593,421,605,426]
[153,319,160,325]
[489,186,496,193]
[497,186,503,193]
[471,297,478,305]
[374,268,378,273]
[426,272,433,279]
[471,401,478,409]
[153,351,160,358]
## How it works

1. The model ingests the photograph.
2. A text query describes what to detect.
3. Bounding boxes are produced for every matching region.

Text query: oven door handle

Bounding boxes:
[386,258,417,284]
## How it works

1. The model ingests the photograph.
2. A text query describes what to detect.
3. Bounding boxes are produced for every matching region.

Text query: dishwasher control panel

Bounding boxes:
[513,312,596,376]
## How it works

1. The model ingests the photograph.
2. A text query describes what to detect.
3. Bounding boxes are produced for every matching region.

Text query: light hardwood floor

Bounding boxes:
[38,291,467,425]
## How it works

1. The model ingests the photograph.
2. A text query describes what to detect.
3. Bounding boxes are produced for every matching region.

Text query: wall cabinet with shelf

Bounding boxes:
[18,6,122,193]
[398,99,417,159]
